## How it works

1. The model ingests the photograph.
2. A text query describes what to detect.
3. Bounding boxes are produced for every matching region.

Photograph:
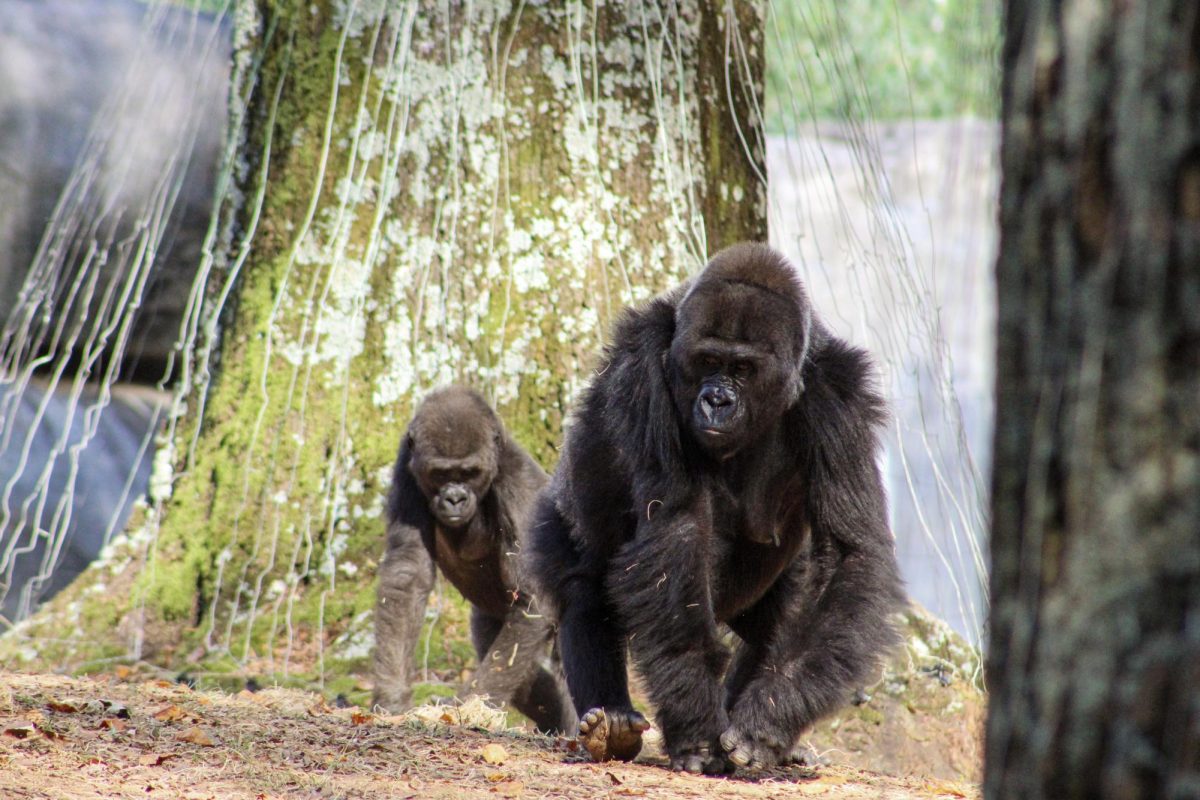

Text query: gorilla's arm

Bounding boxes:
[529,464,634,716]
[487,434,548,591]
[607,500,732,773]
[529,294,682,719]
[372,438,437,713]
[721,345,904,767]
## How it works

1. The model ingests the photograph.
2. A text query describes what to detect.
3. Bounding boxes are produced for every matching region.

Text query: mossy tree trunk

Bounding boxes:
[986,2,1200,797]
[5,1,765,688]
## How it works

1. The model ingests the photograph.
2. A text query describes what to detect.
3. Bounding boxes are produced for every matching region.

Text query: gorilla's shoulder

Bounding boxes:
[573,288,687,471]
[802,330,887,430]
[605,288,682,365]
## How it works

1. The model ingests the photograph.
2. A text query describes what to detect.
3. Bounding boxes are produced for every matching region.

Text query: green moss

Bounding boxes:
[412,683,457,706]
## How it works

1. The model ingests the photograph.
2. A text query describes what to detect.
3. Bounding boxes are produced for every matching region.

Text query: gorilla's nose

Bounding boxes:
[698,385,735,423]
[444,485,469,509]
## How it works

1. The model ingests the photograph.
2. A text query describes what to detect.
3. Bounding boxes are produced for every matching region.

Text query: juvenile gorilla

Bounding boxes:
[372,386,574,733]
[527,243,904,772]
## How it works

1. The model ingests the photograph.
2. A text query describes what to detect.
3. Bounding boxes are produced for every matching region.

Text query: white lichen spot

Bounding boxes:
[331,610,375,660]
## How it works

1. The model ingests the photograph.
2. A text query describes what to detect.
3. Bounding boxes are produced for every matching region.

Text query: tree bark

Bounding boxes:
[986,2,1200,798]
[2,1,765,684]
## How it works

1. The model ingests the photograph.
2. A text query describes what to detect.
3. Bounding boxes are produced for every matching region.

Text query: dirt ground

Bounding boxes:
[0,670,978,800]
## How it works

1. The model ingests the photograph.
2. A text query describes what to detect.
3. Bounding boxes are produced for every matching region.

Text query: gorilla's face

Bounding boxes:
[417,457,495,528]
[669,281,805,457]
[407,403,501,529]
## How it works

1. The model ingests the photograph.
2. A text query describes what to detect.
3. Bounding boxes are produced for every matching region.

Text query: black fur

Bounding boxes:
[526,243,904,771]
[372,386,574,734]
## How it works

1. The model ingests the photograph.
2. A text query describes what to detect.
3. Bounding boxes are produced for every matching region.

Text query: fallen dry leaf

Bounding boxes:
[137,753,178,767]
[177,726,215,747]
[102,701,130,719]
[481,743,508,765]
[153,705,191,723]
[492,780,524,797]
[98,718,128,732]
[923,780,970,797]
[308,699,332,716]
[3,722,37,739]
[47,699,81,713]
[350,710,374,726]
[114,665,134,681]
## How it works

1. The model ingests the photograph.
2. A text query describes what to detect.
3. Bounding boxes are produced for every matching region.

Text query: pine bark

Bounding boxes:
[986,2,1200,798]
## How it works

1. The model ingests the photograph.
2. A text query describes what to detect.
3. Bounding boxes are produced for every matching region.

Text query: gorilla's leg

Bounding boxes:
[467,606,575,733]
[371,527,435,713]
[507,647,576,735]
[470,607,504,660]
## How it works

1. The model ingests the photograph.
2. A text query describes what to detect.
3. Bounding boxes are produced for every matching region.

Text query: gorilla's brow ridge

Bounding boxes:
[713,276,802,302]
[680,275,801,310]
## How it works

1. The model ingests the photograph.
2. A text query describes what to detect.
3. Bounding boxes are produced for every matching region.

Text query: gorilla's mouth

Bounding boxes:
[694,424,740,454]
[434,501,476,528]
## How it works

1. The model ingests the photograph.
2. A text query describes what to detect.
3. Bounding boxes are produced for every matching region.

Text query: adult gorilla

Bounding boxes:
[372,386,574,733]
[527,243,904,772]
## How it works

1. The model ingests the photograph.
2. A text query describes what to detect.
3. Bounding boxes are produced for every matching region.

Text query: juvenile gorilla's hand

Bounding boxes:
[719,725,793,770]
[578,707,649,762]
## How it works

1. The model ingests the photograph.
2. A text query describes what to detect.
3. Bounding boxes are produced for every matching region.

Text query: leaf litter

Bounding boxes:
[0,670,978,799]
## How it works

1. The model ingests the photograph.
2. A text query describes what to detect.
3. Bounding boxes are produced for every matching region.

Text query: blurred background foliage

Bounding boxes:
[765,0,1000,129]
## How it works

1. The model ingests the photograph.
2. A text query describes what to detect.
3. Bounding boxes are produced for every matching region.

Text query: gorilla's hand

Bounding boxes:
[719,724,793,770]
[667,736,733,775]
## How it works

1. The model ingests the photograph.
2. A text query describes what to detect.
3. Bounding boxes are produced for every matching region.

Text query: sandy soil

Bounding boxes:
[0,670,978,800]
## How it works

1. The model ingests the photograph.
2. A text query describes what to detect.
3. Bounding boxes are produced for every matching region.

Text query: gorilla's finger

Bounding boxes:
[728,746,752,767]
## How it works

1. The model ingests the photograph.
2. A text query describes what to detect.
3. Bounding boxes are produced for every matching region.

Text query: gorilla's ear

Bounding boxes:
[787,297,814,401]
[786,368,805,404]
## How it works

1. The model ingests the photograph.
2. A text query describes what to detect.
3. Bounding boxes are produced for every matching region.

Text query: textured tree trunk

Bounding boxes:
[3,1,765,684]
[986,2,1200,798]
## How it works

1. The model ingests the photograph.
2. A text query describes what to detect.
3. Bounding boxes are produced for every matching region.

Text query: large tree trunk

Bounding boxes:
[986,2,1200,798]
[2,2,765,683]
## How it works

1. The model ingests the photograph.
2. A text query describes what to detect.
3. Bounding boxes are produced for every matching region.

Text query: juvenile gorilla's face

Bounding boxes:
[416,456,495,528]
[669,283,804,457]
[407,415,500,529]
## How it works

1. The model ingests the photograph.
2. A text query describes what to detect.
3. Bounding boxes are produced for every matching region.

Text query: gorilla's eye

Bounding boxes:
[733,361,754,378]
[699,355,721,371]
